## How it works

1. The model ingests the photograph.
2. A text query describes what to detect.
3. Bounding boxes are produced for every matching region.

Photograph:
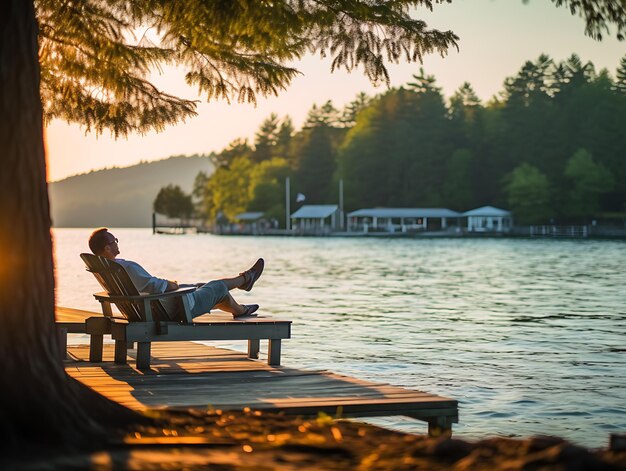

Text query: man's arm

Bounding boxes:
[116,259,182,294]
[165,280,179,291]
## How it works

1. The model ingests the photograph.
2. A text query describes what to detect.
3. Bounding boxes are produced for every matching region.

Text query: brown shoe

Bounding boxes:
[234,304,259,318]
[239,258,264,291]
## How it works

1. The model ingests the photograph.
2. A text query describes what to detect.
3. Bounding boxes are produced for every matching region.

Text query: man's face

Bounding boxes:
[103,232,120,258]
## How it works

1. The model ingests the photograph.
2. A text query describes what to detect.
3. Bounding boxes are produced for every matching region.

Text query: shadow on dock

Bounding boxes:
[65,341,458,436]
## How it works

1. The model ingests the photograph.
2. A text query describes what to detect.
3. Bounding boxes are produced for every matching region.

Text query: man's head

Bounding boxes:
[88,227,119,259]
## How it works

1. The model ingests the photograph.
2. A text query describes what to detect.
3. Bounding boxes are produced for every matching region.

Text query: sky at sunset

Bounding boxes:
[45,0,625,182]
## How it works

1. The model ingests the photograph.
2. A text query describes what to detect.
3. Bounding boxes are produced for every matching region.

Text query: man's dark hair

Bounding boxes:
[88,227,110,255]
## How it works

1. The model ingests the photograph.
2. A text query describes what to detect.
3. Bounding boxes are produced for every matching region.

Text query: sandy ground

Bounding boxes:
[7,409,626,470]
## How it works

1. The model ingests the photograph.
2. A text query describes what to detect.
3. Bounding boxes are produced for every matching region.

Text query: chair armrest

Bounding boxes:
[93,286,196,303]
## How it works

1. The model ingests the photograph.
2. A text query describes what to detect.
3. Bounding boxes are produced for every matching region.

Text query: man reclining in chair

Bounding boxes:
[88,228,263,319]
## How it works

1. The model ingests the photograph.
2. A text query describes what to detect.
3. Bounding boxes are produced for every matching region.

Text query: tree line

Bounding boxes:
[175,54,626,226]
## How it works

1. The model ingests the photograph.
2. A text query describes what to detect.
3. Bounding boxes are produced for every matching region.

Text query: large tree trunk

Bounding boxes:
[0,0,137,450]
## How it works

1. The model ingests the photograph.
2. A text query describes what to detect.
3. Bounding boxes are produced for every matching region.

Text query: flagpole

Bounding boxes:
[339,179,344,230]
[285,176,290,231]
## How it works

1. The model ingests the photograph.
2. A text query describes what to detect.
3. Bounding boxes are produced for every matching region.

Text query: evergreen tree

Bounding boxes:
[336,100,388,209]
[468,98,501,206]
[252,113,281,163]
[571,72,625,189]
[450,83,481,122]
[563,148,614,220]
[550,62,571,96]
[338,78,451,209]
[495,55,565,192]
[293,124,341,203]
[404,70,452,205]
[565,54,597,87]
[289,103,346,203]
[303,101,340,128]
[192,171,210,218]
[37,1,460,136]
[204,156,254,222]
[210,138,253,169]
[248,158,291,224]
[443,149,475,210]
[407,68,441,94]
[504,163,552,224]
[552,54,596,107]
[549,56,625,211]
[616,55,626,94]
[340,92,372,127]
[557,0,626,40]
[503,54,554,104]
[448,82,483,161]
[275,116,294,159]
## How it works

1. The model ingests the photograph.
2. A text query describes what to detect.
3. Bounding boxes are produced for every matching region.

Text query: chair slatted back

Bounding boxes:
[80,253,170,322]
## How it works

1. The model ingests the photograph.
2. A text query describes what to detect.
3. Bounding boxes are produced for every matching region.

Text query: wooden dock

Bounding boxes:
[59,308,458,435]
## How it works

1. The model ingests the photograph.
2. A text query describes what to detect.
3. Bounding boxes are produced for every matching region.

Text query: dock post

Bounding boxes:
[248,339,260,359]
[86,316,111,362]
[89,334,104,362]
[427,416,454,438]
[136,342,152,369]
[268,339,281,366]
[610,433,626,451]
[114,339,128,364]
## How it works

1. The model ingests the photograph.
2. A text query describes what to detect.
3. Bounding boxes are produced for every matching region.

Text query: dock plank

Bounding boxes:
[65,342,458,434]
[56,306,289,325]
[56,306,101,323]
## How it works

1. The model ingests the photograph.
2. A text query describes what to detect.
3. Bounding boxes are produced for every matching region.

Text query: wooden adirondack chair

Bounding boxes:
[80,253,291,369]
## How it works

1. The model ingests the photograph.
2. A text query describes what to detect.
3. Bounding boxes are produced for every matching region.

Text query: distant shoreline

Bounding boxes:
[54,225,626,240]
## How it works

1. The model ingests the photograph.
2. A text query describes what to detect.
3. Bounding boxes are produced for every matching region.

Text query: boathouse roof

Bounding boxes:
[291,205,338,219]
[347,208,462,218]
[462,206,512,217]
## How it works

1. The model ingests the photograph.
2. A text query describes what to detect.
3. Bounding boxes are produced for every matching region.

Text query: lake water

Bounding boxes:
[53,228,626,448]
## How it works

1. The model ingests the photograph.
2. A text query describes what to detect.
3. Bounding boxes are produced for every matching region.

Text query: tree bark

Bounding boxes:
[0,0,138,450]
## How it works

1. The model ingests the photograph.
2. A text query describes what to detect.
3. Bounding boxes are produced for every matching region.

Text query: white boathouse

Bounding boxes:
[291,205,339,234]
[346,208,462,233]
[463,206,513,233]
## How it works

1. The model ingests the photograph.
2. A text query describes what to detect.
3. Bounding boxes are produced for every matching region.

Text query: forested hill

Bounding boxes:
[49,155,213,227]
[195,54,626,226]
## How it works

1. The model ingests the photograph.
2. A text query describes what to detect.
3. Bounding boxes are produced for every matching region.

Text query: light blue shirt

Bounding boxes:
[115,258,195,316]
